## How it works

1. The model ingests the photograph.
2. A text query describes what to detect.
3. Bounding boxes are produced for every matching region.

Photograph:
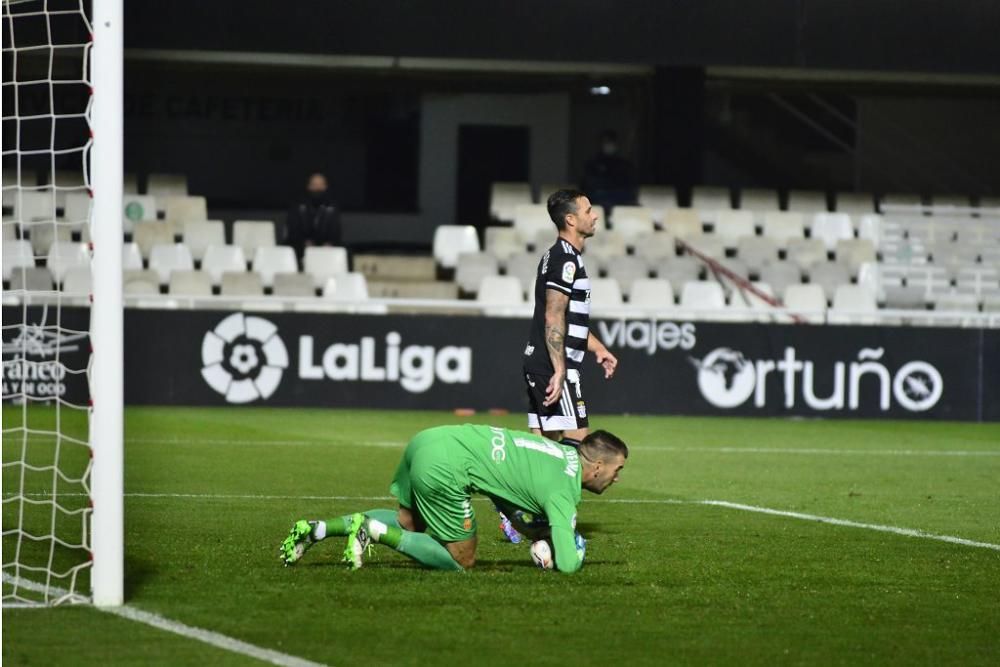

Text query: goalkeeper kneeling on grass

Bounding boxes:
[279,424,627,573]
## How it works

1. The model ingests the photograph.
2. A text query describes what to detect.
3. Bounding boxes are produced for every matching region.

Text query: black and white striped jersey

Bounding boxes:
[523,239,591,373]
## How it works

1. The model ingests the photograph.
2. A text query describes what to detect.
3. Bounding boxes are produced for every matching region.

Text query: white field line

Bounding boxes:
[1,573,327,667]
[10,435,1000,457]
[7,492,995,553]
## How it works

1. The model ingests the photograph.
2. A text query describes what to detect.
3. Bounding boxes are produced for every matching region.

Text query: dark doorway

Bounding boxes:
[456,125,530,229]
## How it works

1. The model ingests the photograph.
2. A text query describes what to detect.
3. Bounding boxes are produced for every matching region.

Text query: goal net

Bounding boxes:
[2,0,121,606]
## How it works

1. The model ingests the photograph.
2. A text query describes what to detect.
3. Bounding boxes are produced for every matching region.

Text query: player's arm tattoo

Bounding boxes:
[544,289,570,369]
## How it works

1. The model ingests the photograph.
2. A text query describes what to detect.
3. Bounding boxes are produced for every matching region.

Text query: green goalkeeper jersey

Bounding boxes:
[435,424,584,573]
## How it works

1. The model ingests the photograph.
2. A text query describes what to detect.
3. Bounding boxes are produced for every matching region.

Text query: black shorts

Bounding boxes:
[524,368,588,433]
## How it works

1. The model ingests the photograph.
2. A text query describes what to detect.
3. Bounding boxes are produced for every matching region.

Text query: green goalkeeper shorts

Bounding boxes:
[389,427,476,543]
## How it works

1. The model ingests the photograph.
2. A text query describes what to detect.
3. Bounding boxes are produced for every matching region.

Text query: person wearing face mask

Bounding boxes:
[285,172,342,261]
[581,129,638,216]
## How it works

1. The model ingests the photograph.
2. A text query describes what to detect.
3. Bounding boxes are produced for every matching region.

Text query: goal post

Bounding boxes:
[1,0,123,607]
[89,0,123,607]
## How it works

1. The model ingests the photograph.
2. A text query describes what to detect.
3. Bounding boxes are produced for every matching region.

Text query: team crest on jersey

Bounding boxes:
[562,261,576,283]
[576,401,587,418]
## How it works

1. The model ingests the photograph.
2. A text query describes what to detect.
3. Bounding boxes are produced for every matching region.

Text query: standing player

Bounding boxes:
[278,424,628,573]
[523,189,619,443]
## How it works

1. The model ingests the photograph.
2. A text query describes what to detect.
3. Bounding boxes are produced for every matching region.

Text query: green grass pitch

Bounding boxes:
[3,406,1000,666]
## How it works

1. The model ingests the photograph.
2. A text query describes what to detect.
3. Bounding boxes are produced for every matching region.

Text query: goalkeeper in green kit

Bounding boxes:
[279,424,628,573]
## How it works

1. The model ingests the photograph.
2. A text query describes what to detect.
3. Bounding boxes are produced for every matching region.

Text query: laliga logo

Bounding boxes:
[689,346,943,412]
[201,313,289,404]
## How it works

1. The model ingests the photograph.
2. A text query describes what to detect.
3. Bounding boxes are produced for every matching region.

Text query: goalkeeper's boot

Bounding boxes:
[343,513,372,570]
[279,519,318,566]
[498,511,523,544]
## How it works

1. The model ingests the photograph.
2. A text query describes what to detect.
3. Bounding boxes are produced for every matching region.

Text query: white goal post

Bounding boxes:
[1,0,122,607]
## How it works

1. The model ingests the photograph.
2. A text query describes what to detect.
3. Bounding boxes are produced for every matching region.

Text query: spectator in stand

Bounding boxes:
[286,173,342,260]
[581,130,638,215]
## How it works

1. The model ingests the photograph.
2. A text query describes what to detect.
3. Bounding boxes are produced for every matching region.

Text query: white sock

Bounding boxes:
[312,521,327,541]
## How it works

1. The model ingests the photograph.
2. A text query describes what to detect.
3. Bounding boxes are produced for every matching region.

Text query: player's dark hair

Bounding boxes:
[547,189,587,231]
[579,430,628,461]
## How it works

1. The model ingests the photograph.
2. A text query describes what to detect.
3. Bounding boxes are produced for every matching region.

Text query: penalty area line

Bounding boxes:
[1,574,327,667]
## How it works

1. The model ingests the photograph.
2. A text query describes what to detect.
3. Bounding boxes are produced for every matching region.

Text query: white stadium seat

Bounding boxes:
[632,231,677,264]
[588,278,624,307]
[679,281,726,316]
[637,185,677,222]
[783,284,827,324]
[61,266,92,295]
[182,220,225,261]
[122,195,158,234]
[201,245,248,285]
[303,246,350,287]
[146,173,189,197]
[605,256,650,298]
[786,190,828,213]
[455,252,499,294]
[810,213,854,251]
[582,231,627,271]
[662,208,703,240]
[232,220,277,255]
[629,278,675,310]
[761,211,806,248]
[738,188,779,213]
[149,243,194,284]
[221,271,264,297]
[27,223,71,256]
[322,273,369,301]
[736,235,778,274]
[252,246,298,288]
[513,204,553,245]
[830,285,878,324]
[45,241,88,283]
[490,182,532,222]
[273,272,317,298]
[484,226,524,263]
[123,242,144,271]
[759,261,802,300]
[432,225,480,270]
[504,252,539,291]
[9,267,53,292]
[163,195,208,223]
[654,257,702,293]
[477,275,524,305]
[807,262,852,301]
[713,210,755,247]
[133,221,176,259]
[787,238,828,270]
[609,206,655,243]
[690,186,732,214]
[168,270,213,297]
[834,192,876,217]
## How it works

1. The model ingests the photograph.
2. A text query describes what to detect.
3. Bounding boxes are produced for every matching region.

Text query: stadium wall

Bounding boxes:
[3,307,997,422]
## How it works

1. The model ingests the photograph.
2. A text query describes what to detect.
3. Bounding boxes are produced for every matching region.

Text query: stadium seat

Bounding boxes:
[681,233,725,260]
[122,242,143,271]
[146,173,189,197]
[322,273,369,301]
[168,270,213,297]
[932,291,980,313]
[201,245,247,285]
[61,266,92,294]
[930,243,979,274]
[273,272,317,298]
[27,223,72,256]
[484,226,524,264]
[605,256,650,298]
[690,186,732,214]
[787,238,828,270]
[589,278,624,307]
[216,271,262,298]
[713,210,755,247]
[476,275,524,305]
[738,188,779,213]
[759,261,802,300]
[123,270,160,295]
[302,246,349,287]
[252,246,298,288]
[513,204,553,245]
[807,262,851,301]
[123,173,138,194]
[830,285,878,324]
[490,182,532,222]
[878,192,922,212]
[122,195,158,233]
[149,243,194,284]
[883,286,926,310]
[637,185,677,222]
[783,284,827,323]
[432,225,480,270]
[835,239,876,275]
[45,241,88,283]
[834,192,876,217]
[133,221,176,259]
[181,220,225,261]
[956,267,1000,299]
[163,195,208,224]
[582,231,627,271]
[679,281,726,314]
[736,235,778,274]
[632,231,677,264]
[504,252,539,291]
[982,295,1000,313]
[629,278,675,310]
[718,258,751,282]
[728,282,777,321]
[48,170,84,205]
[455,252,500,295]
[609,206,655,243]
[928,194,973,212]
[856,214,886,250]
[654,256,702,293]
[232,220,277,256]
[761,211,806,248]
[881,240,930,266]
[810,213,854,250]
[786,190,828,213]
[538,183,576,202]
[8,266,53,292]
[10,190,54,223]
[661,208,703,239]
[61,191,90,227]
